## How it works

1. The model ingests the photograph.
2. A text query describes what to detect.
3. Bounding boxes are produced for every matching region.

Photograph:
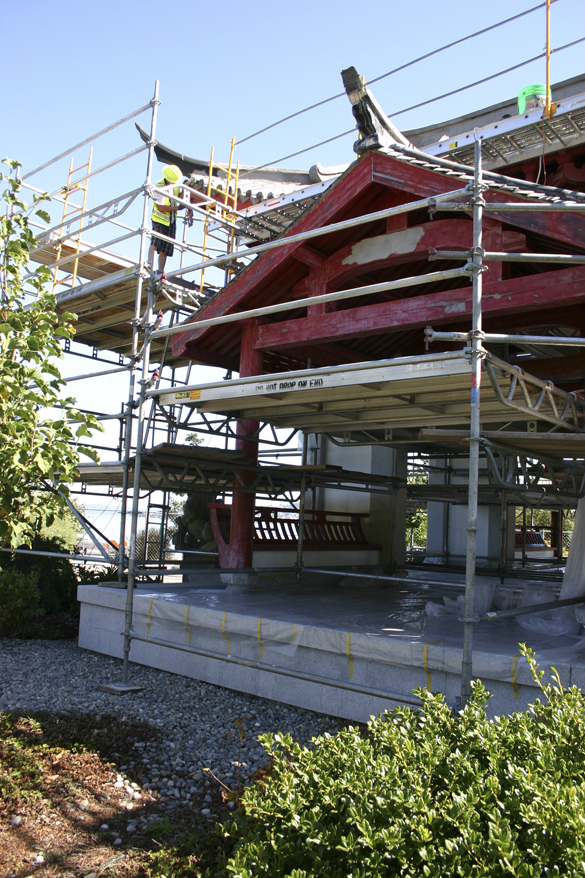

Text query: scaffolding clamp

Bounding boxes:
[463,341,487,361]
[464,179,488,197]
[458,614,480,624]
[464,254,488,278]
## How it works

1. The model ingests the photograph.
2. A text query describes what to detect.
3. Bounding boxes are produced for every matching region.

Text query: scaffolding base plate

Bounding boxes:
[96,682,145,695]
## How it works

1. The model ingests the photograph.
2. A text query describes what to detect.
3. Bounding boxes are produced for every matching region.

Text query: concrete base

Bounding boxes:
[78,571,585,723]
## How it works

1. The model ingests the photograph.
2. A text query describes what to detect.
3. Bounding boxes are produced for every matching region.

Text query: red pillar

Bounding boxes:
[228,322,263,568]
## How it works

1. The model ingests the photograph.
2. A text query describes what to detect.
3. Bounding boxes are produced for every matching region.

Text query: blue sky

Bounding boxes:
[3,0,584,178]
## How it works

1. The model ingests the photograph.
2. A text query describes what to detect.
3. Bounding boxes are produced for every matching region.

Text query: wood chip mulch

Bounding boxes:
[0,712,233,878]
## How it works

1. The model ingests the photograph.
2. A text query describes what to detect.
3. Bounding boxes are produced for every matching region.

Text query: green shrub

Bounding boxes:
[76,564,119,585]
[222,648,585,877]
[0,567,44,636]
[7,535,79,616]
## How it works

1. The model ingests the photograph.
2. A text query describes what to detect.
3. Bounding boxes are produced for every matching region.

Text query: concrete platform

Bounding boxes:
[78,571,585,722]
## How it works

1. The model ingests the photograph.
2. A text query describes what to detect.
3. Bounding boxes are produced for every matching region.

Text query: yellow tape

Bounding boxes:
[423,640,445,692]
[511,654,520,700]
[292,623,297,643]
[184,606,191,644]
[346,631,353,679]
[221,611,231,656]
[257,617,263,661]
[147,598,153,634]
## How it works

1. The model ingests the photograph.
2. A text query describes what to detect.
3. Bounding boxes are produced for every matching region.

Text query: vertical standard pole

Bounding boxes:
[545,0,552,120]
[117,402,133,581]
[121,80,160,685]
[296,431,309,579]
[499,486,507,583]
[295,359,311,579]
[461,137,485,707]
[443,456,451,564]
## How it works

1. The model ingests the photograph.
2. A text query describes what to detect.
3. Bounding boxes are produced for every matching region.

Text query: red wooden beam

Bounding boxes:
[172,156,376,358]
[293,245,326,267]
[371,151,585,252]
[174,149,585,363]
[324,219,472,288]
[251,265,585,351]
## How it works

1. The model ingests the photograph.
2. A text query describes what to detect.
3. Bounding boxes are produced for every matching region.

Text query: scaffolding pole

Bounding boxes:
[461,138,486,707]
[17,75,585,711]
[118,80,160,690]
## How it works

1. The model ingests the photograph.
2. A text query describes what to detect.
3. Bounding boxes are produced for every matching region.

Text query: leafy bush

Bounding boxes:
[76,564,119,585]
[7,535,79,617]
[0,567,44,636]
[0,160,102,548]
[223,648,585,877]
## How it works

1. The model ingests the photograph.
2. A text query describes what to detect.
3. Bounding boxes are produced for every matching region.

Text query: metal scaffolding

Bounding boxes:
[11,80,585,704]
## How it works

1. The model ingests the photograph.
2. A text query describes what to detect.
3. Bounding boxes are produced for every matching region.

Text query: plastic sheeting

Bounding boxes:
[425,578,497,618]
[561,497,585,600]
[129,583,547,690]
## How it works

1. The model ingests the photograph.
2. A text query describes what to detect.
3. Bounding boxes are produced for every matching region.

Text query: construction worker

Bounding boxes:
[148,164,183,274]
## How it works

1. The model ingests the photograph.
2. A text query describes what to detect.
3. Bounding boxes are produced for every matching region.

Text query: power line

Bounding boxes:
[237,1,553,146]
[239,35,583,179]
[239,131,354,179]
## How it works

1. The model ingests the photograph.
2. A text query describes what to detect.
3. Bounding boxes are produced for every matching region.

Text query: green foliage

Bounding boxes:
[0,508,116,638]
[0,567,44,636]
[39,505,83,552]
[406,464,428,548]
[148,816,181,839]
[137,525,174,561]
[0,713,45,802]
[406,504,427,549]
[75,563,120,585]
[0,159,103,548]
[222,647,585,877]
[6,535,80,617]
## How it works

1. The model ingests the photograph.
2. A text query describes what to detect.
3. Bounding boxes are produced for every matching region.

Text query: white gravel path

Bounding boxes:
[0,639,343,810]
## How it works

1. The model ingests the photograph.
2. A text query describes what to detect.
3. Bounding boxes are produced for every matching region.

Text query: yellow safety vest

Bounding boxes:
[151,179,180,227]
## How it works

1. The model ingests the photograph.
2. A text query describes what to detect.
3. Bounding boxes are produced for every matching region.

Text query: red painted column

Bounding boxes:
[228,321,263,568]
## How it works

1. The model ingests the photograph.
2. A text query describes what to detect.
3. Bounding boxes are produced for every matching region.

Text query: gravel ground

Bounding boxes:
[0,639,343,813]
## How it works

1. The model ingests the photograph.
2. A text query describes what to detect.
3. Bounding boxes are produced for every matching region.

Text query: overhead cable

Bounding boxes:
[237,1,554,145]
[388,37,585,121]
[239,35,584,178]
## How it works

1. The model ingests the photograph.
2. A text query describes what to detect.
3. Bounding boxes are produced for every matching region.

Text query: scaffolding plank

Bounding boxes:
[151,352,585,435]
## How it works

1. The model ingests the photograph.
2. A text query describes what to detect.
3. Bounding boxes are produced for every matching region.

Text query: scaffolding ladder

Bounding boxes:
[199,138,240,292]
[51,149,93,293]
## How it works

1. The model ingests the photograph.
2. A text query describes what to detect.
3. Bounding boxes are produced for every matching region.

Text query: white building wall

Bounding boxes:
[426,456,515,566]
[315,438,407,569]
